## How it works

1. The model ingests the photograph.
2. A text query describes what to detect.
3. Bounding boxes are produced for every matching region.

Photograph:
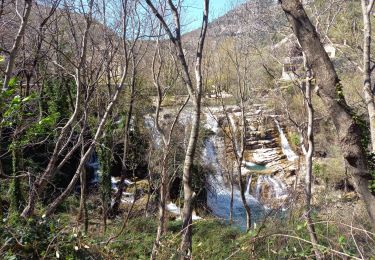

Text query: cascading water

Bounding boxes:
[144,115,162,148]
[245,175,252,195]
[143,108,291,228]
[204,111,265,228]
[255,175,287,201]
[274,119,298,161]
[86,152,100,185]
[228,113,240,154]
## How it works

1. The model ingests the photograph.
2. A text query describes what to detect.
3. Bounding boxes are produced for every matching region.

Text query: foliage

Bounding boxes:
[288,131,300,147]
[0,217,102,259]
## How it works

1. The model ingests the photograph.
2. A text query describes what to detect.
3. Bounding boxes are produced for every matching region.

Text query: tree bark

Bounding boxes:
[109,62,136,216]
[361,0,375,153]
[2,0,32,91]
[280,0,375,229]
[229,165,234,225]
[145,1,209,257]
[303,65,321,259]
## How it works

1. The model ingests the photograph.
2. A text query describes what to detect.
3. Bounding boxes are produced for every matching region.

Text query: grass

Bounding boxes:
[102,217,248,259]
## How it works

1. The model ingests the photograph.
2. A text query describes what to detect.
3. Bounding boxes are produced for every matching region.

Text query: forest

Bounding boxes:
[1,0,375,259]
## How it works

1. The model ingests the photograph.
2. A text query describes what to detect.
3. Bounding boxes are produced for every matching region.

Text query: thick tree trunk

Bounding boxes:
[280,0,375,229]
[361,0,375,153]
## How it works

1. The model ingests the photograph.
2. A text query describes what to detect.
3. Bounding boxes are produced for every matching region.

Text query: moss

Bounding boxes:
[351,113,375,193]
[335,82,345,102]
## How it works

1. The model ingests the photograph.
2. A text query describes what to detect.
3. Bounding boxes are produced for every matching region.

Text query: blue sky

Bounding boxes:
[182,0,246,32]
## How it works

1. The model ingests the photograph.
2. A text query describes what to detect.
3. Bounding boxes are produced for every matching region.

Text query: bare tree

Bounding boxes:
[43,0,144,217]
[110,4,146,214]
[302,62,321,259]
[361,0,375,153]
[280,0,375,229]
[218,40,253,231]
[21,0,95,218]
[2,0,32,92]
[150,34,190,258]
[145,0,209,257]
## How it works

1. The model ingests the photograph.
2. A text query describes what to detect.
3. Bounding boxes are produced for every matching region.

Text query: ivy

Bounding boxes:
[335,82,345,102]
[352,113,375,193]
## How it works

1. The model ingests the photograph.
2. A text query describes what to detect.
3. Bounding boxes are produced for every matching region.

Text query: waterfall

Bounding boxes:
[144,115,162,148]
[143,108,290,229]
[274,119,298,161]
[255,175,287,201]
[87,152,100,185]
[204,111,264,228]
[228,113,240,154]
[245,175,252,194]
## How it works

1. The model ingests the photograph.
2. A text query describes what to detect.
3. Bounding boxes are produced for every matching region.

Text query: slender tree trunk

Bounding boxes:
[21,1,93,217]
[77,134,88,226]
[237,163,251,231]
[109,70,135,215]
[2,0,32,91]
[229,165,234,225]
[180,102,200,259]
[0,0,33,181]
[303,67,321,259]
[361,0,375,153]
[145,149,153,217]
[151,152,168,260]
[280,0,375,229]
[44,73,128,217]
[145,1,209,257]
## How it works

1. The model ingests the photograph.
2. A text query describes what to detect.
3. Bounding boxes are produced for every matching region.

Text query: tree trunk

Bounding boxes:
[229,165,234,225]
[21,1,93,217]
[44,76,127,217]
[151,152,168,260]
[2,0,32,91]
[280,0,375,229]
[361,0,375,153]
[77,135,88,228]
[109,70,135,215]
[304,66,321,259]
[237,163,251,231]
[145,1,209,257]
[180,103,200,259]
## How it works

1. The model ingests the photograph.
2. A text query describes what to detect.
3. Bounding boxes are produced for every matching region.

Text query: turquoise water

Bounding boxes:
[244,162,267,171]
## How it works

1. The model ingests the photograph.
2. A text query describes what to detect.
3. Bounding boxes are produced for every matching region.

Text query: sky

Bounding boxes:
[182,0,247,32]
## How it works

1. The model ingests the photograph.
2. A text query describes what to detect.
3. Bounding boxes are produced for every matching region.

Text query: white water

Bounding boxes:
[228,113,240,154]
[143,109,290,228]
[245,175,252,195]
[87,152,100,185]
[166,202,202,220]
[274,119,298,161]
[204,112,265,227]
[144,115,162,148]
[255,175,287,201]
